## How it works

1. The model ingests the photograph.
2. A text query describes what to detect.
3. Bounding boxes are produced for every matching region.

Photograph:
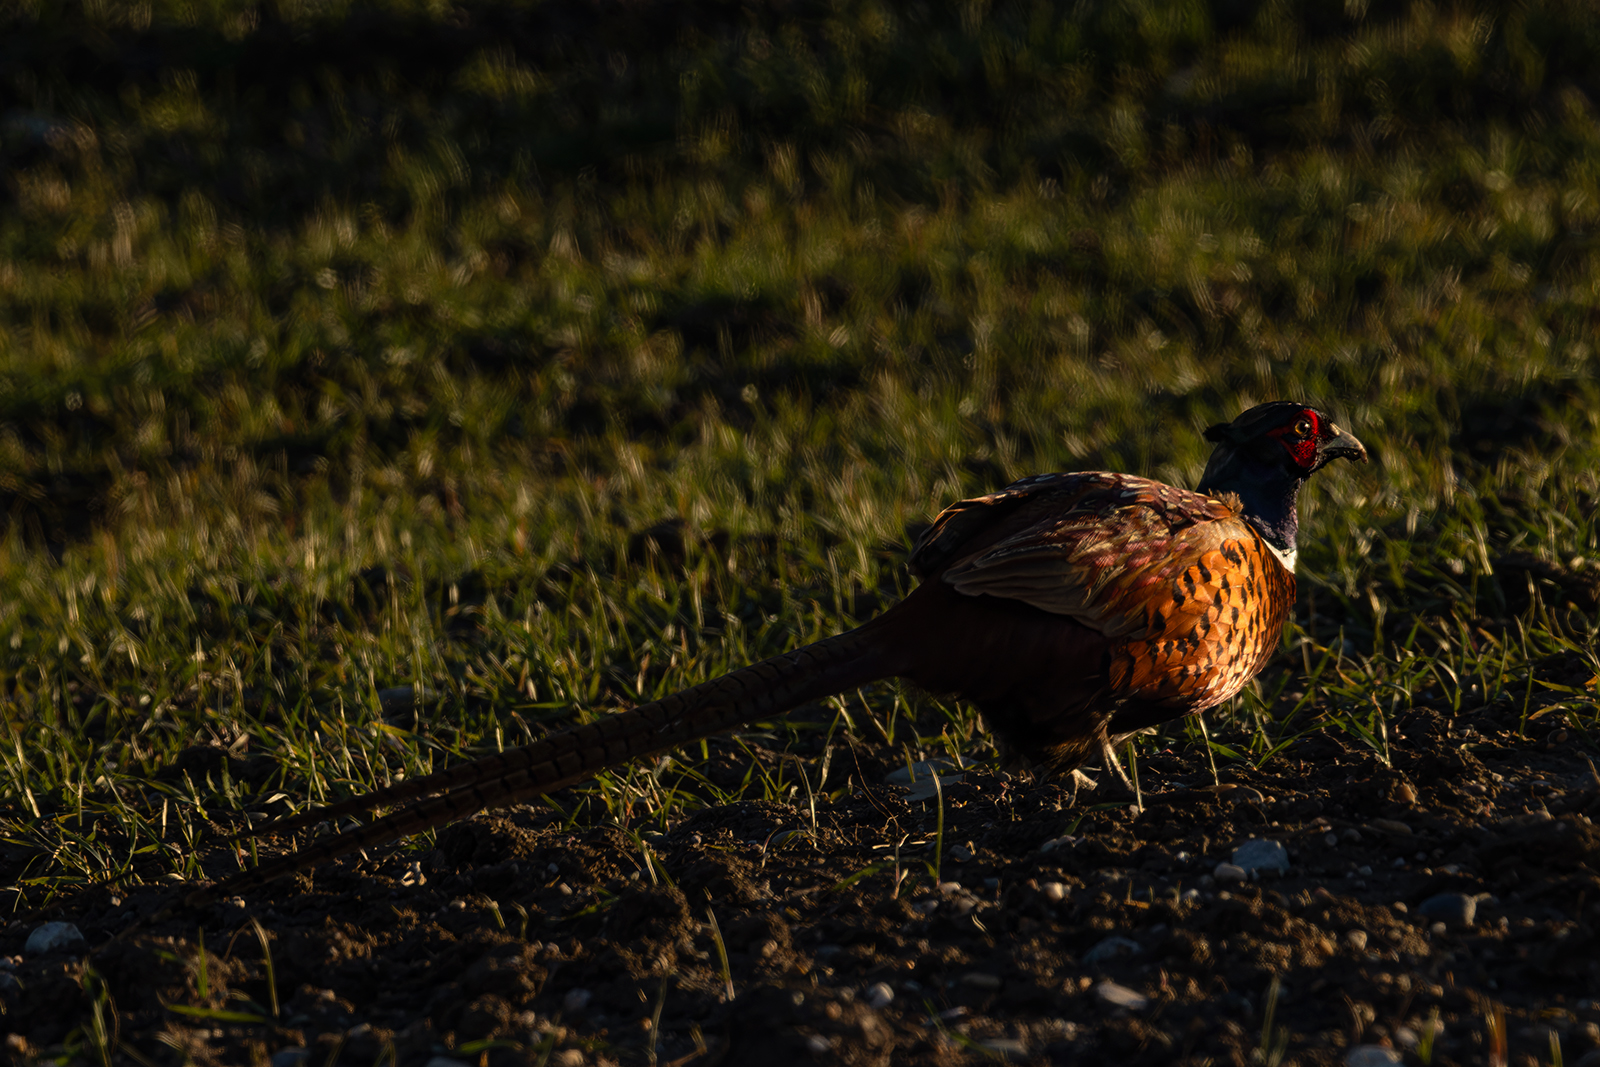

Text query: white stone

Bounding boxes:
[1418,892,1477,927]
[864,982,894,1009]
[24,922,85,957]
[1213,862,1248,884]
[1232,838,1291,874]
[1095,980,1149,1011]
[885,761,964,801]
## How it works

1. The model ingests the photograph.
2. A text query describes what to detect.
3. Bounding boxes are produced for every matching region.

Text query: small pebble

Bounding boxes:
[271,1051,310,1067]
[1082,936,1142,965]
[24,922,86,957]
[1346,1047,1401,1067]
[1396,782,1417,804]
[1095,980,1149,1011]
[1418,892,1477,927]
[562,988,592,1013]
[1041,882,1068,903]
[961,973,1002,990]
[1325,832,1339,847]
[1232,838,1291,874]
[1346,929,1368,951]
[1370,818,1413,835]
[1213,862,1248,884]
[805,1034,834,1055]
[1341,828,1363,844]
[864,982,894,1009]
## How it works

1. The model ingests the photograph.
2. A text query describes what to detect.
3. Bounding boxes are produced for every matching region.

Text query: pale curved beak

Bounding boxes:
[1316,422,1368,468]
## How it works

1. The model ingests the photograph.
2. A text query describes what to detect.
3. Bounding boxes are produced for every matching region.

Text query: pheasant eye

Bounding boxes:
[1294,418,1314,437]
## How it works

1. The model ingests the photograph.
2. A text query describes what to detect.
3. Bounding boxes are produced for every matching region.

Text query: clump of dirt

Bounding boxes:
[4,690,1600,1066]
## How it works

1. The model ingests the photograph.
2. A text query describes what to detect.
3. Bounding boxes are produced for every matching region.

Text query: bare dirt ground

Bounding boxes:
[5,659,1600,1067]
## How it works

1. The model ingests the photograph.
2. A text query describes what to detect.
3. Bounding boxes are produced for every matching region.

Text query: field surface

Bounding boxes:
[3,0,1600,1064]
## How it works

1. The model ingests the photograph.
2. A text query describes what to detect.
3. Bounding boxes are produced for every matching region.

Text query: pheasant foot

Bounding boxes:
[1098,735,1136,793]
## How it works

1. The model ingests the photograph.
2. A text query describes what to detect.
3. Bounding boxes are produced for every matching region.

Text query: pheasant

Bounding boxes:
[189,401,1364,902]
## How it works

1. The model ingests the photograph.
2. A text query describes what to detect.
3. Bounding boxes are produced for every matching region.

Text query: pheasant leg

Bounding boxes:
[1098,734,1136,793]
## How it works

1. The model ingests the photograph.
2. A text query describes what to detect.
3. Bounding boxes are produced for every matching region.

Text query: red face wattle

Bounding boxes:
[1266,408,1321,470]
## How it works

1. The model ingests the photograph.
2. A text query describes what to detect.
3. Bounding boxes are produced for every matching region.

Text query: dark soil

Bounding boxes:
[5,684,1600,1067]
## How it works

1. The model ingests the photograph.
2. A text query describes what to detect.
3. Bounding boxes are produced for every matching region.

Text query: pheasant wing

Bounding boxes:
[931,473,1264,643]
[909,473,1069,579]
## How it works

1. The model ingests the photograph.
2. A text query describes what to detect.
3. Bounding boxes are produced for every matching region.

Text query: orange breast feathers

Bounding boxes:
[916,472,1295,711]
[1112,537,1295,710]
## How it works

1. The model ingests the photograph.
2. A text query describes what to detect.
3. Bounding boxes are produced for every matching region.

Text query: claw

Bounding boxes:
[1099,735,1136,793]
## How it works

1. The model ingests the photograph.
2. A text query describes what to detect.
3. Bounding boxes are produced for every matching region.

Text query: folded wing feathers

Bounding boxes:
[937,475,1253,635]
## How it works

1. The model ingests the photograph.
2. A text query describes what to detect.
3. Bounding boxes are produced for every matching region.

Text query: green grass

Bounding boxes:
[3,0,1600,908]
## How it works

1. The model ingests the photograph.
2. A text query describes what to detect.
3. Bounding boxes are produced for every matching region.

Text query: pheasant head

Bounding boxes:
[1197,401,1367,570]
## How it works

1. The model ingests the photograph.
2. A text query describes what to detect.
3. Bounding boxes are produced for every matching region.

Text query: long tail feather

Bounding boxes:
[188,624,891,905]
